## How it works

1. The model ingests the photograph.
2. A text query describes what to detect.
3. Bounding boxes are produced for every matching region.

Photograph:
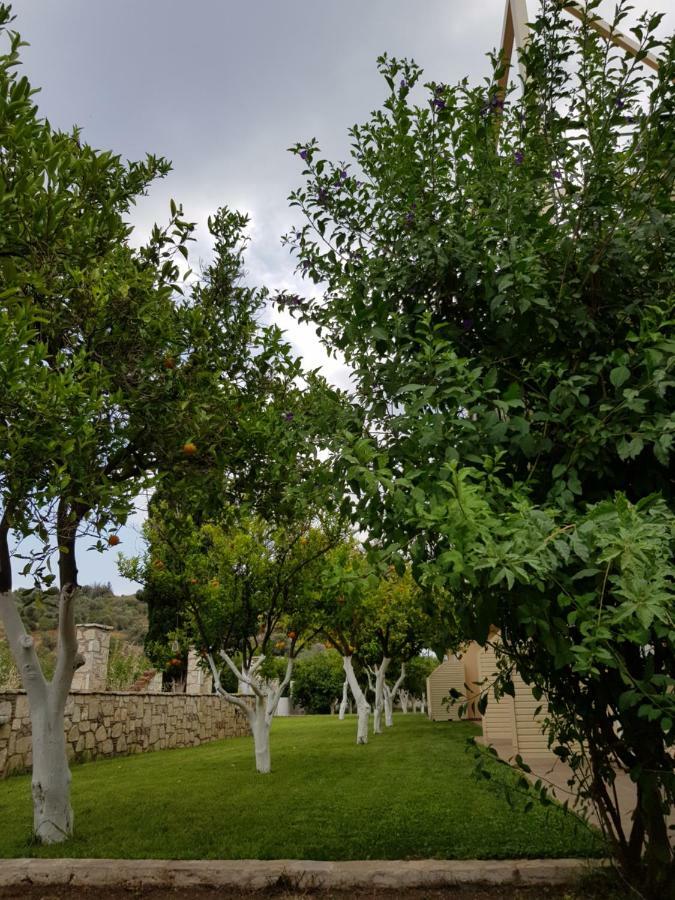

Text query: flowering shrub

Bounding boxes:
[286,1,674,893]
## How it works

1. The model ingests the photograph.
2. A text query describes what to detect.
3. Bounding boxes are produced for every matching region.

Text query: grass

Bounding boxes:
[0,715,603,860]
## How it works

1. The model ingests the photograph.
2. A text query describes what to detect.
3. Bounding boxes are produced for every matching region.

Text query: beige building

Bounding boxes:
[478,642,552,756]
[426,640,555,760]
[426,643,481,721]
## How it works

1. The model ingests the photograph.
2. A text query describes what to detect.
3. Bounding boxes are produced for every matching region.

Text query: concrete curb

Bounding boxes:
[0,858,609,890]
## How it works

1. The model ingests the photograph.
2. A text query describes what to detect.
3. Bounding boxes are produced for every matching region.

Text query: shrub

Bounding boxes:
[292,648,345,713]
[106,638,152,691]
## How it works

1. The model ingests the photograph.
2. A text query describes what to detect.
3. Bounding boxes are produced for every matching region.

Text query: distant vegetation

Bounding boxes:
[14,584,148,644]
[0,585,148,691]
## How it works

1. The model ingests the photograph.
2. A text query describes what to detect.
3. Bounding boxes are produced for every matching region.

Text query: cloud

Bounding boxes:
[10,0,674,593]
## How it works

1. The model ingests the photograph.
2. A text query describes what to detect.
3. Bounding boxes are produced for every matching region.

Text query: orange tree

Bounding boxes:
[359,567,453,732]
[0,2,302,842]
[316,542,376,744]
[284,2,674,893]
[123,509,346,774]
[121,363,351,773]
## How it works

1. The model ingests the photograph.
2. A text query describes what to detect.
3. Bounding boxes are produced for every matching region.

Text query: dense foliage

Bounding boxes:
[291,648,345,713]
[285,2,674,892]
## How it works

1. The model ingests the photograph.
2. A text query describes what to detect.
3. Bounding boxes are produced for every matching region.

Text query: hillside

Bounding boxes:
[14,585,148,644]
[1,586,149,690]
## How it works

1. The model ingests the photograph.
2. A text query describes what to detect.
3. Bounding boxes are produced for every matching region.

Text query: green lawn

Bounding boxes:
[0,716,602,860]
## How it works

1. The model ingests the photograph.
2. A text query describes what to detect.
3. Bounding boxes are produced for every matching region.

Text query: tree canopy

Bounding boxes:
[285,2,674,891]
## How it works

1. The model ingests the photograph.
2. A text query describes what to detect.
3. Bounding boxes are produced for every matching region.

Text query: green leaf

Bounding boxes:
[610,366,630,388]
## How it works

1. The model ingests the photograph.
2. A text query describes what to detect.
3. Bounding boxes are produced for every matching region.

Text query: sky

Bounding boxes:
[10,0,674,592]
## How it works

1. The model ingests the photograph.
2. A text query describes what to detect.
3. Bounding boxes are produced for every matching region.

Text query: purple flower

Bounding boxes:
[302,259,310,270]
[340,169,348,180]
[433,98,446,111]
[481,95,504,117]
[615,97,625,110]
[300,149,309,161]
[317,188,328,204]
[283,412,294,422]
[553,168,562,180]
[405,211,415,226]
[514,150,524,165]
[400,78,408,90]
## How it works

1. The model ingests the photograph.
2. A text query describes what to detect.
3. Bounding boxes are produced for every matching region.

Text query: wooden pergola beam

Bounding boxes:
[564,4,661,72]
[497,0,662,99]
[496,0,530,99]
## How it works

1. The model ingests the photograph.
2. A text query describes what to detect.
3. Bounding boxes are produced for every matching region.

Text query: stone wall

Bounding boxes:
[71,624,113,691]
[0,691,251,777]
[186,649,213,695]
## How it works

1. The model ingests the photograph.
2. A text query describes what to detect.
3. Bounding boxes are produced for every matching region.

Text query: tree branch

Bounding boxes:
[219,648,265,698]
[0,591,46,704]
[205,652,250,714]
[52,583,81,708]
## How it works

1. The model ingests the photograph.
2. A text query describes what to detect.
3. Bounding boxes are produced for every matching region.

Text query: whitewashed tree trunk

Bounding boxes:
[399,689,410,714]
[30,703,72,842]
[383,686,392,728]
[208,650,293,774]
[372,657,390,735]
[338,678,349,720]
[383,663,406,728]
[0,586,82,844]
[250,696,272,774]
[342,655,370,744]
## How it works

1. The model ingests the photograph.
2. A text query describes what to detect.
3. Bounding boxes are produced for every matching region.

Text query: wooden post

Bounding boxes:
[496,0,662,104]
[496,0,530,101]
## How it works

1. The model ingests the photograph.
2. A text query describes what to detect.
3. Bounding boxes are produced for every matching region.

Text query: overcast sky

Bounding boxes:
[11,0,674,592]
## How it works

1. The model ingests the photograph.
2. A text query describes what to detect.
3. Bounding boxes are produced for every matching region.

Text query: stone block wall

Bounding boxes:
[186,649,213,695]
[71,624,113,691]
[0,691,251,777]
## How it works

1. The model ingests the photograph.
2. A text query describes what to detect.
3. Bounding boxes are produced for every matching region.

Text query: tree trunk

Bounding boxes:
[400,689,409,713]
[250,703,272,774]
[31,699,73,842]
[372,657,390,735]
[383,688,393,727]
[212,650,292,775]
[343,656,370,744]
[640,779,674,899]
[384,663,405,728]
[0,512,12,594]
[338,678,349,720]
[0,586,80,844]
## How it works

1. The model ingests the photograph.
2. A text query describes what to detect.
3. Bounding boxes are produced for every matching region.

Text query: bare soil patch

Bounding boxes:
[0,880,624,900]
